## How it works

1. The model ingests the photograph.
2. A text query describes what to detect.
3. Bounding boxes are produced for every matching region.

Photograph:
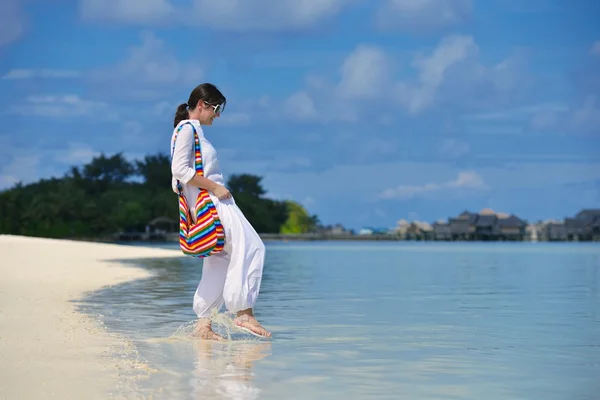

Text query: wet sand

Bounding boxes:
[0,235,181,399]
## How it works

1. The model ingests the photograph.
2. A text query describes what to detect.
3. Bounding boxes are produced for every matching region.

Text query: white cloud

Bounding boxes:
[462,103,569,121]
[336,44,391,99]
[258,96,270,107]
[271,156,313,170]
[57,143,101,165]
[376,0,472,32]
[0,139,106,190]
[0,154,41,189]
[379,170,488,200]
[0,136,45,189]
[217,112,252,126]
[591,41,600,56]
[281,45,391,123]
[79,0,354,31]
[0,0,25,47]
[287,35,523,122]
[467,126,524,135]
[8,95,119,120]
[401,35,524,114]
[405,35,476,114]
[190,0,353,31]
[79,0,174,24]
[284,91,319,120]
[572,95,600,134]
[461,102,570,132]
[476,153,597,163]
[302,196,316,207]
[530,109,559,130]
[437,139,470,158]
[1,69,80,80]
[90,31,203,88]
[151,100,177,119]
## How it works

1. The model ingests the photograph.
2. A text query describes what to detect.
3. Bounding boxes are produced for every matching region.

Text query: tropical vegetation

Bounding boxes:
[0,152,319,239]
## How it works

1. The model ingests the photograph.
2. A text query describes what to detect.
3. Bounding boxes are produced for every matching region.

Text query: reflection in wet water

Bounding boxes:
[79,242,600,399]
[190,340,272,400]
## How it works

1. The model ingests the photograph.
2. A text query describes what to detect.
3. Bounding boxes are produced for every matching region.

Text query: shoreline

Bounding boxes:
[0,235,182,400]
[108,232,599,243]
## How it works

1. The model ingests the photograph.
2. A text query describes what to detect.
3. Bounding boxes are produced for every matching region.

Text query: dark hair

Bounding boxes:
[173,83,227,127]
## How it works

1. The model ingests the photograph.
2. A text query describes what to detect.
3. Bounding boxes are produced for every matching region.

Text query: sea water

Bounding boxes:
[78,241,600,399]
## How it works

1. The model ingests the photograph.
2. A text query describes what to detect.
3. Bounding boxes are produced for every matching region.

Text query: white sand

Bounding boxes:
[0,235,182,399]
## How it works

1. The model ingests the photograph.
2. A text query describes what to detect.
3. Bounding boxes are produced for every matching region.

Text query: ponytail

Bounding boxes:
[173,103,189,128]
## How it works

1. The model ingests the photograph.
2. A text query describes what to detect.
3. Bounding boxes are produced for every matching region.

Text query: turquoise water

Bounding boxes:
[79,241,600,399]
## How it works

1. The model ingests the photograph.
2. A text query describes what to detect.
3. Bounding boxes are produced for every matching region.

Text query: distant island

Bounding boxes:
[1,152,598,243]
[261,208,600,243]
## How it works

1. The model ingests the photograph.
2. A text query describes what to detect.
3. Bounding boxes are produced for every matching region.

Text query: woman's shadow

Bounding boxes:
[190,339,272,400]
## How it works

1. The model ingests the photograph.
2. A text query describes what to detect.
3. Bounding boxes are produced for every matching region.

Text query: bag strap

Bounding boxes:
[171,121,204,195]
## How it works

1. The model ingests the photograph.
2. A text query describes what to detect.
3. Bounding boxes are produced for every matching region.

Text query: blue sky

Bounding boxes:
[1,0,599,229]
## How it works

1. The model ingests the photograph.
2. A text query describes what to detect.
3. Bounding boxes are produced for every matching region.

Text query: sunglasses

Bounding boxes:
[204,101,225,115]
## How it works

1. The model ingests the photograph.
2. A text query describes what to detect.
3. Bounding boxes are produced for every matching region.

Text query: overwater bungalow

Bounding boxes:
[432,220,452,241]
[497,214,528,241]
[431,208,527,241]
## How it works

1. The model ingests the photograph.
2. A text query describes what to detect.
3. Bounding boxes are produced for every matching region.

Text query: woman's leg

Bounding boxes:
[193,254,229,340]
[221,205,271,337]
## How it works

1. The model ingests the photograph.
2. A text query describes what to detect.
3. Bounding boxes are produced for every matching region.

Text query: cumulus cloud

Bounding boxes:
[375,0,472,32]
[398,35,524,114]
[79,0,174,24]
[56,142,101,165]
[284,34,523,122]
[1,69,80,80]
[455,38,598,138]
[0,139,105,190]
[90,31,202,86]
[572,95,600,134]
[8,95,119,120]
[379,170,488,200]
[437,139,470,158]
[463,103,569,122]
[0,0,25,47]
[189,0,353,31]
[284,91,319,120]
[217,112,252,126]
[404,34,476,113]
[335,44,391,99]
[461,102,570,132]
[591,41,600,56]
[0,136,57,189]
[85,31,204,101]
[0,154,41,189]
[79,0,354,31]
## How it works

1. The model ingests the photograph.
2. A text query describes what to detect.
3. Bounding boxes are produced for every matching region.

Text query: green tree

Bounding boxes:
[0,154,317,239]
[83,152,134,183]
[136,153,172,188]
[226,173,288,233]
[281,201,318,234]
[227,174,266,198]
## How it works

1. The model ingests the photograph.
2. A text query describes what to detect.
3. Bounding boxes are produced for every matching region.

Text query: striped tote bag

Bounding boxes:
[171,122,225,258]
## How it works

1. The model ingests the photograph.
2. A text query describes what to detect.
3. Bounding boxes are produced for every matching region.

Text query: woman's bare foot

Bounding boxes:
[234,311,271,338]
[194,320,224,341]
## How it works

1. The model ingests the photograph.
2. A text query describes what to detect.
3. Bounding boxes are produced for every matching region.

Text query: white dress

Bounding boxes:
[170,119,266,318]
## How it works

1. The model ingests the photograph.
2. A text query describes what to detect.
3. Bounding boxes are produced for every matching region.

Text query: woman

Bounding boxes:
[170,83,271,340]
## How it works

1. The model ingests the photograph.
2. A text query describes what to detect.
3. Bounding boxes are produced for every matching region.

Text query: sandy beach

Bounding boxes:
[0,235,181,400]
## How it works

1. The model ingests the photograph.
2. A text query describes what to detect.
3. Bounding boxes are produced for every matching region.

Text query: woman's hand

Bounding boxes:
[213,184,232,200]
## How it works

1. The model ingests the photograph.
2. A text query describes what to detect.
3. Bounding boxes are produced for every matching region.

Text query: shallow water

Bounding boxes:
[78,241,600,399]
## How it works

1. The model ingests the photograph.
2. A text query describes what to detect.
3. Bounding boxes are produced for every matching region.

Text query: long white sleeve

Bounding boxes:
[171,123,197,184]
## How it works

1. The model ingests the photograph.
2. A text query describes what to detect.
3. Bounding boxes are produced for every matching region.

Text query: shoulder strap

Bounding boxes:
[171,122,205,194]
[172,122,205,175]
